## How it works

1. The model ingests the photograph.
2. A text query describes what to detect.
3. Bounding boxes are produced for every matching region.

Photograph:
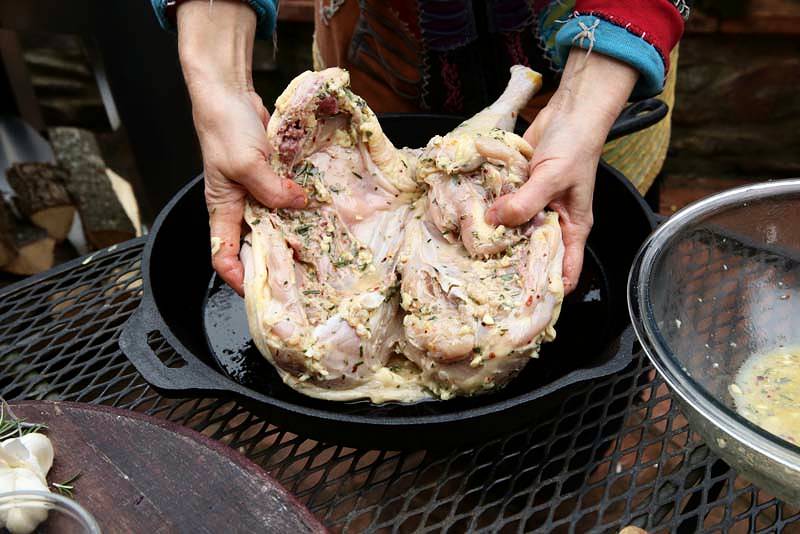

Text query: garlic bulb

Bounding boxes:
[0,432,55,534]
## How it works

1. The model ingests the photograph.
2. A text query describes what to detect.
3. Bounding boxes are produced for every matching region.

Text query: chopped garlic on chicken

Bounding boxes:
[242,65,564,403]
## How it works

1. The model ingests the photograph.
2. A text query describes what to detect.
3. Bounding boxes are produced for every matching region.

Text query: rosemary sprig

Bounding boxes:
[52,473,81,498]
[0,401,47,441]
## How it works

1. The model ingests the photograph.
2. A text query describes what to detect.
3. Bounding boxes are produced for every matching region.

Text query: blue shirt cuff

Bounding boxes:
[554,15,666,99]
[150,0,277,40]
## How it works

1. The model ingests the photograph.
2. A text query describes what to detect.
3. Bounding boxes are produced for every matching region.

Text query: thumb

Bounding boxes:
[239,158,307,209]
[486,165,557,227]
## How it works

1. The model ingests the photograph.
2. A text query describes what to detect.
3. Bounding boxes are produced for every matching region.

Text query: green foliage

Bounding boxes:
[52,473,82,498]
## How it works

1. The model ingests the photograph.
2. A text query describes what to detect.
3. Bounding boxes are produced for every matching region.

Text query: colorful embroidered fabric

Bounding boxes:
[151,0,689,107]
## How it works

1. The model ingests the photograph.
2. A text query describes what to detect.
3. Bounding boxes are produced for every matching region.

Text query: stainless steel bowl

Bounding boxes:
[629,179,800,505]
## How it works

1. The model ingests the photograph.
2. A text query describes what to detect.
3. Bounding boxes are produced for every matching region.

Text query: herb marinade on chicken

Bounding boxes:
[240,66,564,403]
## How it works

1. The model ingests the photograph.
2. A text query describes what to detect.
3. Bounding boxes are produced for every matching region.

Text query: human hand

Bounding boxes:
[486,49,638,293]
[178,0,306,295]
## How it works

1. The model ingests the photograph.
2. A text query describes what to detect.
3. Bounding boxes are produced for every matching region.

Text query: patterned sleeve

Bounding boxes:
[549,0,689,98]
[150,0,279,39]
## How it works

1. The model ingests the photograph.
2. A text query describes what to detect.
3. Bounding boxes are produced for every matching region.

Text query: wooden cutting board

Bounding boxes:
[8,401,327,534]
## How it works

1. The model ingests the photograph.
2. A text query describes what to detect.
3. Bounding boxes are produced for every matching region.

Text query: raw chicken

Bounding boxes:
[399,209,563,398]
[241,65,564,403]
[399,67,564,399]
[419,68,541,258]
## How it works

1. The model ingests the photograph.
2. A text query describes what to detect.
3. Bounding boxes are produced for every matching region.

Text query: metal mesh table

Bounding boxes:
[1,239,798,533]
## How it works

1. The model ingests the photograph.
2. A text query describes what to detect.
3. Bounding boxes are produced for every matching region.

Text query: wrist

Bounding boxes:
[177,0,256,95]
[551,48,639,136]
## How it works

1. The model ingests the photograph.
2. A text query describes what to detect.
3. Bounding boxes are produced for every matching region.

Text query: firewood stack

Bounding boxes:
[0,127,140,276]
[48,128,137,249]
[8,163,75,240]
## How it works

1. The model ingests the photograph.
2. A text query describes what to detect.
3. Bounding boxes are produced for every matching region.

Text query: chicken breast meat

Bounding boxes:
[241,65,565,403]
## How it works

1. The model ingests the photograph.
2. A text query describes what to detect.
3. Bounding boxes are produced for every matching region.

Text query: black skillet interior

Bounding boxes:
[199,113,650,417]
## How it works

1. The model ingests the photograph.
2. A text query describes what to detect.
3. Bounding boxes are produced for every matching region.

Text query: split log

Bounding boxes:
[106,168,142,237]
[0,199,18,267]
[3,220,55,276]
[48,127,135,249]
[7,162,76,241]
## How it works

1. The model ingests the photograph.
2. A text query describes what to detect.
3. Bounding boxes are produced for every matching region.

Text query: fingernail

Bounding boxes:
[485,210,498,226]
[291,195,307,209]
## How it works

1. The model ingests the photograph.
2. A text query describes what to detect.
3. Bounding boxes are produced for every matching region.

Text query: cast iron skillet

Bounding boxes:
[120,101,664,449]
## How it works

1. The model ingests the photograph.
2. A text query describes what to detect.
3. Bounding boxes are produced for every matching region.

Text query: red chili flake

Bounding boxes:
[525,295,533,306]
[488,353,496,360]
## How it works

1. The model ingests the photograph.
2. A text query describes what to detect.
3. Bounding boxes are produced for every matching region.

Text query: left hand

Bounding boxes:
[486,49,639,293]
[177,0,306,295]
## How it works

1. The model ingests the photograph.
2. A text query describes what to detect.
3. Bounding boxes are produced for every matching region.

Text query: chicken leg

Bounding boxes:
[418,66,542,258]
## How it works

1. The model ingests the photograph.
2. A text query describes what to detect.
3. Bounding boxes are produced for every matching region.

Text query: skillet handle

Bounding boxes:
[607,99,669,143]
[566,323,638,384]
[507,324,639,403]
[119,305,239,395]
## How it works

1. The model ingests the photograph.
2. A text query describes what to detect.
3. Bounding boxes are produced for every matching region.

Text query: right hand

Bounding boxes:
[487,49,638,294]
[177,0,306,295]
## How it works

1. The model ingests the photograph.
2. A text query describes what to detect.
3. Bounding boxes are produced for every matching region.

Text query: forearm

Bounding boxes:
[177,0,257,96]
